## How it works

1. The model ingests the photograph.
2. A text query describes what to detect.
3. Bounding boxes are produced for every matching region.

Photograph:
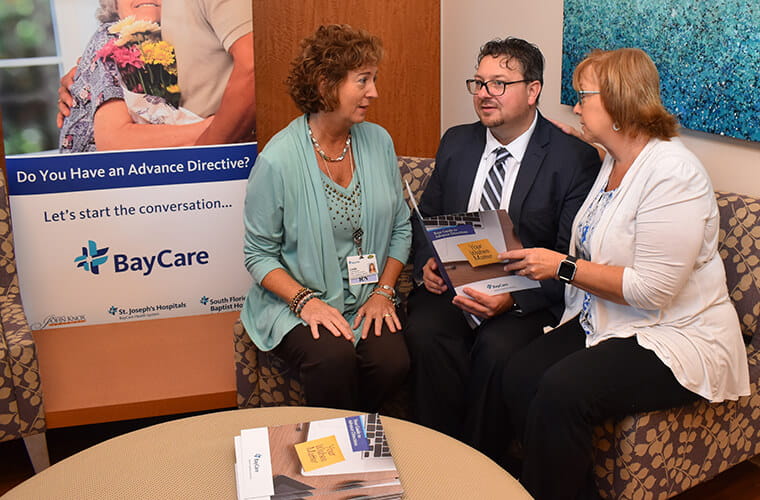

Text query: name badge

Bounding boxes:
[347,254,379,285]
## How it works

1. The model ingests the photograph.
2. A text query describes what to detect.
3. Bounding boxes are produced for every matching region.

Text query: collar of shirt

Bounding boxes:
[467,111,539,212]
[483,110,538,163]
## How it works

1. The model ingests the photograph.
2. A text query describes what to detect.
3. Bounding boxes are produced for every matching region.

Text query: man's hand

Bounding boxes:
[56,65,78,128]
[422,257,448,294]
[452,288,514,319]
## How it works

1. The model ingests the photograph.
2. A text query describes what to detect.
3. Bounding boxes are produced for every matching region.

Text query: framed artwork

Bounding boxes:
[561,0,759,142]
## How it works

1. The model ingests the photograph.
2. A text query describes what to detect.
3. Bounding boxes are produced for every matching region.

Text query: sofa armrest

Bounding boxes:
[1,289,46,438]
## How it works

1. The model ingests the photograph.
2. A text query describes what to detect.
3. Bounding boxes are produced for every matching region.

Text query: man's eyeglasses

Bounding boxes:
[466,79,528,96]
[576,90,600,105]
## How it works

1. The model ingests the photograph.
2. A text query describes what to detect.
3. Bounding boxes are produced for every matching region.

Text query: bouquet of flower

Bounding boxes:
[96,16,201,125]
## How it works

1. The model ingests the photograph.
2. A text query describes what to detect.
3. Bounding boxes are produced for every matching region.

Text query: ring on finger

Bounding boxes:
[383,313,392,318]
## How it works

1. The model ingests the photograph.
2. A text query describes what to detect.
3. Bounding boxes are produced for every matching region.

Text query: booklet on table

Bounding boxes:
[234,413,403,500]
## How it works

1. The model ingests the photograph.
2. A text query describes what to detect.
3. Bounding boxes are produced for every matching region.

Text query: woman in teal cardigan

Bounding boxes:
[240,25,411,411]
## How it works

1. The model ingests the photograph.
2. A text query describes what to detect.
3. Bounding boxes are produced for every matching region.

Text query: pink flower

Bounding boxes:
[98,39,144,70]
[95,39,117,60]
[112,44,145,70]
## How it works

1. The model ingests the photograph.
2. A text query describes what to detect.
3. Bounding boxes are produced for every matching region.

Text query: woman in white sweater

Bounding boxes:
[499,48,750,500]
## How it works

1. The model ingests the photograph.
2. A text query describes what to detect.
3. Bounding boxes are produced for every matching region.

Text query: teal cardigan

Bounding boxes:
[240,115,411,351]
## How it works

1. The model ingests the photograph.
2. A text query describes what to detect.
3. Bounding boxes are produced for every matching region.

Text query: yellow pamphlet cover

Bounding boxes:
[294,435,346,472]
[457,238,501,267]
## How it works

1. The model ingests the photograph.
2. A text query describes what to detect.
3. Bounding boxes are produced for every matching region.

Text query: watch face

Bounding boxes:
[558,259,576,282]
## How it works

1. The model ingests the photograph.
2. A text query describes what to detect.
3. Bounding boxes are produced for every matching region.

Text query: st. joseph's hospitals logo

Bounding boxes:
[74,240,109,275]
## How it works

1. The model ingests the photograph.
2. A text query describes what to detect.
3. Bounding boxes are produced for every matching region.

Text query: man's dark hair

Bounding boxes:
[477,37,544,87]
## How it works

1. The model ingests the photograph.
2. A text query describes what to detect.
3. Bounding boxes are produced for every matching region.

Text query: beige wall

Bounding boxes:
[441,0,760,195]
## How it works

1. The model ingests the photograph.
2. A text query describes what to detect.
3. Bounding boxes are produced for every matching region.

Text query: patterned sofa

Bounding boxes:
[0,170,49,473]
[234,157,760,499]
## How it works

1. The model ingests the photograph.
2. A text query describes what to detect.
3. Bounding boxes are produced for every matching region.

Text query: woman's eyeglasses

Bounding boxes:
[576,90,600,106]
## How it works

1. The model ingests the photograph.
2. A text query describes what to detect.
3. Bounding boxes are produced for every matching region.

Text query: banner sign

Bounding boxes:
[6,142,256,330]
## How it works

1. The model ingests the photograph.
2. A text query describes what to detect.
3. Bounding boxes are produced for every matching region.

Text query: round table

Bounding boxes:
[3,407,531,499]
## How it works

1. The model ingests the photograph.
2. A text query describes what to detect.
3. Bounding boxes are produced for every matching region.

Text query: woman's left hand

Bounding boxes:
[501,248,565,281]
[353,293,401,339]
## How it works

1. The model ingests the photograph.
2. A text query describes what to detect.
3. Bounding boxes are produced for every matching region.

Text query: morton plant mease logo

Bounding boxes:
[74,240,210,276]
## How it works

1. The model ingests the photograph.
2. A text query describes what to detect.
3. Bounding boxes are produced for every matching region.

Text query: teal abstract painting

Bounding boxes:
[561,0,760,142]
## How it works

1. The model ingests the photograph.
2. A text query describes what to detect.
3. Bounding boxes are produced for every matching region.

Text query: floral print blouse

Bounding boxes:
[59,23,123,153]
[576,185,618,335]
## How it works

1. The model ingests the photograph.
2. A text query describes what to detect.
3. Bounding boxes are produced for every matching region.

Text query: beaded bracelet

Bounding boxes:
[289,287,311,313]
[293,290,315,316]
[370,289,397,305]
[294,292,318,318]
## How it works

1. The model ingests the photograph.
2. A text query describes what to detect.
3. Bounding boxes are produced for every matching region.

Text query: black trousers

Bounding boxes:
[503,317,701,500]
[404,285,554,458]
[273,322,410,413]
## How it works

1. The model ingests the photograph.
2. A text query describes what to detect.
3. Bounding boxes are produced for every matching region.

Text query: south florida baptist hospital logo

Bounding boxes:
[75,240,109,274]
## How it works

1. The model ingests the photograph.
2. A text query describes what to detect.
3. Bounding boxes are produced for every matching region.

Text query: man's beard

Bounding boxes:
[477,112,504,129]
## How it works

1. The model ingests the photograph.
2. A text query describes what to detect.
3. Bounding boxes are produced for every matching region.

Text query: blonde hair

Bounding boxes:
[573,48,678,140]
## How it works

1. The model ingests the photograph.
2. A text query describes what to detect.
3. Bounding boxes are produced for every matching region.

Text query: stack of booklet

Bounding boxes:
[234,413,403,500]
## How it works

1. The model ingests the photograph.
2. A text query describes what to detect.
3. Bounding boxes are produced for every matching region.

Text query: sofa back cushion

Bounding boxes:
[716,191,760,346]
[396,157,436,301]
[398,156,435,206]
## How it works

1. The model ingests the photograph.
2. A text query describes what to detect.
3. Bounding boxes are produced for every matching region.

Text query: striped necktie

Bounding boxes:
[480,147,510,211]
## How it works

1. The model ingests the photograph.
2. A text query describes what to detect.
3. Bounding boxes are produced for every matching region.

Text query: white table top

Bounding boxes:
[4,407,531,499]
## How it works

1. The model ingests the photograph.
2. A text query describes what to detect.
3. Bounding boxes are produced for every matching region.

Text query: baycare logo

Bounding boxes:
[74,240,209,276]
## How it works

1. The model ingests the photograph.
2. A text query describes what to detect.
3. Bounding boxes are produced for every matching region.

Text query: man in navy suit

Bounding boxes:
[405,37,600,463]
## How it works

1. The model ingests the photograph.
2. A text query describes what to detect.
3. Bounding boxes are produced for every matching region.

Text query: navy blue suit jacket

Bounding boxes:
[412,112,601,321]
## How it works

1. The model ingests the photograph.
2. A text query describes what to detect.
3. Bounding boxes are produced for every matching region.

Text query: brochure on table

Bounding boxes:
[234,413,403,500]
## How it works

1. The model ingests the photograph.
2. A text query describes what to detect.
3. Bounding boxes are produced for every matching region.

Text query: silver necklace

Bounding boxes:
[308,122,351,162]
[319,145,355,185]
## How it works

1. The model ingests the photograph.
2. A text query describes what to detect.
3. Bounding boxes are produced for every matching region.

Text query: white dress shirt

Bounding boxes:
[467,111,538,212]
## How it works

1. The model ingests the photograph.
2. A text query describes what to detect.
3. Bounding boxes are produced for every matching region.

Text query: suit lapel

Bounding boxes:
[509,113,549,228]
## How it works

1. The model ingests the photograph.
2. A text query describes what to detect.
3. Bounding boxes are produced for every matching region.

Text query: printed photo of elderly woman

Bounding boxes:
[56,0,255,153]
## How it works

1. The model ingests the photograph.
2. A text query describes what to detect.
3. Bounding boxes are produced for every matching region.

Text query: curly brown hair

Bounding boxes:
[287,24,383,114]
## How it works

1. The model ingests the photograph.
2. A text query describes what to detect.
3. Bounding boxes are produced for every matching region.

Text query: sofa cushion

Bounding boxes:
[396,157,436,301]
[715,192,760,345]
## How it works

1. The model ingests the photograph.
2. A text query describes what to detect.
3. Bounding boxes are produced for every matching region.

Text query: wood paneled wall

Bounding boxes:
[253,0,440,157]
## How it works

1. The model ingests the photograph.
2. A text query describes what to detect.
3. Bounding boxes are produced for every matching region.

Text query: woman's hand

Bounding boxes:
[549,117,607,162]
[299,298,355,342]
[353,293,401,339]
[548,117,583,140]
[501,248,565,281]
